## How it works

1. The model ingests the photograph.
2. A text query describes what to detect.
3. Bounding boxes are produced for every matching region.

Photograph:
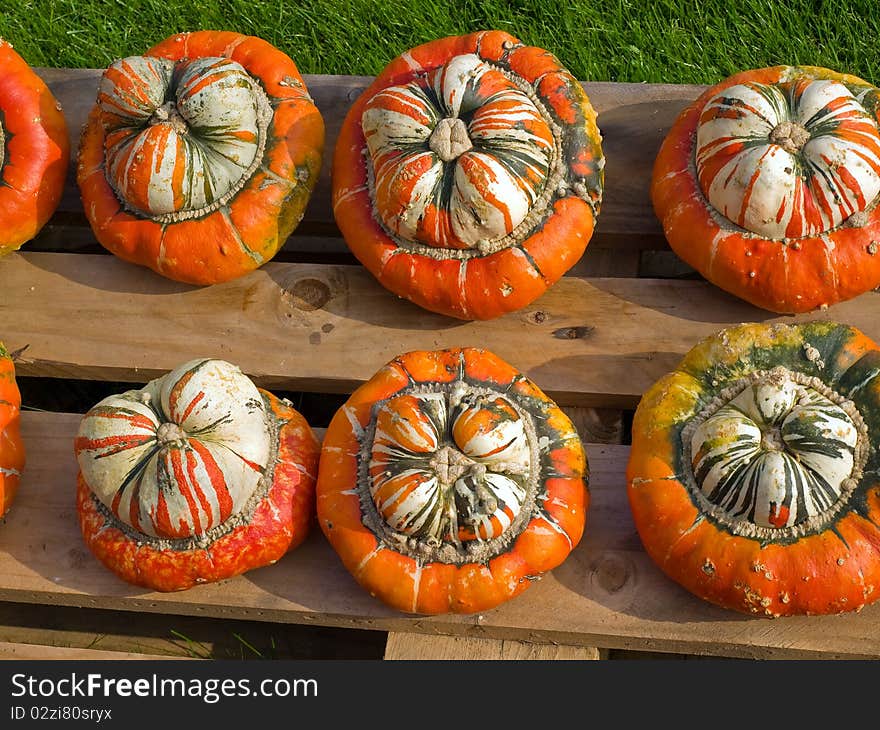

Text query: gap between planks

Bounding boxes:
[0,599,387,660]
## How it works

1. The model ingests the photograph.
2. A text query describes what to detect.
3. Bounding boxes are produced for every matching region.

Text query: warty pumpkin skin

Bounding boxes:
[317,347,588,614]
[0,40,69,255]
[74,359,319,592]
[627,321,880,616]
[333,30,604,320]
[653,66,880,313]
[0,344,25,519]
[77,31,324,285]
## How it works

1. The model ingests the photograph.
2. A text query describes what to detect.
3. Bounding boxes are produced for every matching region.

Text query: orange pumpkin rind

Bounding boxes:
[333,31,603,320]
[627,321,880,616]
[0,40,69,255]
[77,31,324,286]
[0,343,24,518]
[317,347,589,614]
[653,65,880,313]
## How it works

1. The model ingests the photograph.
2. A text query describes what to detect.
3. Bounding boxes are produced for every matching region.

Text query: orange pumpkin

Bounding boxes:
[75,359,319,591]
[77,31,324,285]
[333,31,604,320]
[627,321,880,616]
[0,344,24,518]
[317,347,588,614]
[0,40,69,255]
[653,66,880,313]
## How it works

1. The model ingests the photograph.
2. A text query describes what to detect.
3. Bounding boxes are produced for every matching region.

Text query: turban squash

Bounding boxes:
[0,344,24,518]
[332,30,604,320]
[627,321,880,616]
[653,66,880,313]
[317,348,588,614]
[74,359,319,591]
[77,30,324,285]
[0,40,69,255]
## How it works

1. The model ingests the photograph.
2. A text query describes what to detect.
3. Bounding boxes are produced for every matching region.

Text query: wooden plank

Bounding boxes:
[384,633,605,660]
[36,68,702,248]
[6,252,880,409]
[0,599,383,660]
[4,411,880,660]
[0,641,194,660]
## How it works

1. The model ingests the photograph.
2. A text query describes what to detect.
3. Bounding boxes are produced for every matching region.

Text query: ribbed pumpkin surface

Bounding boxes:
[628,321,880,616]
[75,358,319,592]
[333,30,603,320]
[0,40,69,255]
[653,65,880,313]
[317,347,588,615]
[77,31,324,286]
[0,344,24,519]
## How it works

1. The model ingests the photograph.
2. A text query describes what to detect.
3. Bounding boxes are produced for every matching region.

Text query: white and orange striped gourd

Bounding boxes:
[317,348,589,614]
[362,53,556,250]
[653,65,880,312]
[100,56,267,218]
[333,31,604,320]
[78,31,324,286]
[75,359,319,591]
[695,77,880,239]
[369,389,532,544]
[627,321,880,616]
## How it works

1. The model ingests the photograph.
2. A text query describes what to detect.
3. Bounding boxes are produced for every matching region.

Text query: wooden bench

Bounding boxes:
[2,68,879,661]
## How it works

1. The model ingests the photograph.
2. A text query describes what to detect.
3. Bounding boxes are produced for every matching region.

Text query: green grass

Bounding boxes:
[1,0,878,84]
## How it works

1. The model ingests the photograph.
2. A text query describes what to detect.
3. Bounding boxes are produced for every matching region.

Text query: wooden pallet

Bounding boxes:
[2,68,880,661]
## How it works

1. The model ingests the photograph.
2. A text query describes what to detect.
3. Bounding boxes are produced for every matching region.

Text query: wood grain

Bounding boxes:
[0,641,194,660]
[36,68,703,249]
[3,411,880,660]
[384,633,605,660]
[5,252,880,408]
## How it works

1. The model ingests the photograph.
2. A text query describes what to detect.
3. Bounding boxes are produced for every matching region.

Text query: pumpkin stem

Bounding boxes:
[429,445,475,486]
[156,421,188,447]
[760,426,785,452]
[769,121,810,154]
[428,117,473,162]
[149,101,188,135]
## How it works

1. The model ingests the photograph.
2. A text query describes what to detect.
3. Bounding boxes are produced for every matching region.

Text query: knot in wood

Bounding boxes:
[288,278,332,311]
[769,120,810,154]
[592,553,630,594]
[429,117,473,162]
